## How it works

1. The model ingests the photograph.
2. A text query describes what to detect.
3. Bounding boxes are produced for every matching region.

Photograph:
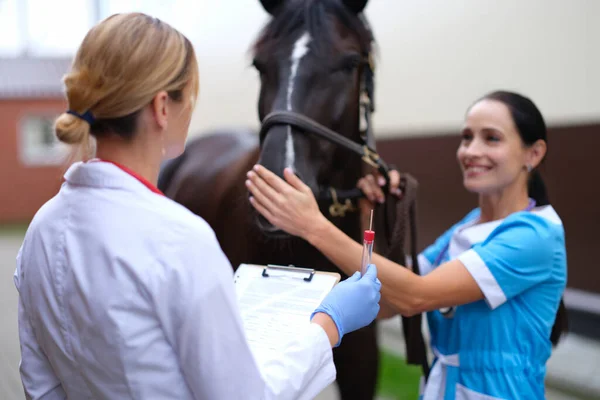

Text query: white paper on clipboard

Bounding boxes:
[233,263,340,367]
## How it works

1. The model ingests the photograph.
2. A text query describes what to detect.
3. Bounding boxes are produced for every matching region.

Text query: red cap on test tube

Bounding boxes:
[363,230,375,243]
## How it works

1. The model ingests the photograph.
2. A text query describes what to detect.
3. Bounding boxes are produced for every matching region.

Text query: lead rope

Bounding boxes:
[381,173,431,381]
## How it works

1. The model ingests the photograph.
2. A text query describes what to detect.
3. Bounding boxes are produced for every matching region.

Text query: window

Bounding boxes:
[19,114,70,166]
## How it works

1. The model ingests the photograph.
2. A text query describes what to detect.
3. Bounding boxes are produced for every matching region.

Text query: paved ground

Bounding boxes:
[0,231,595,399]
[312,321,590,400]
[314,384,582,400]
[0,234,26,399]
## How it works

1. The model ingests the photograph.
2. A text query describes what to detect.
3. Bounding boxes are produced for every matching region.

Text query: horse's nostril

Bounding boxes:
[256,214,274,229]
[254,213,289,238]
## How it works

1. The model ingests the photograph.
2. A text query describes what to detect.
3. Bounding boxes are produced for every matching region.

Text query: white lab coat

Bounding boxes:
[13,160,335,400]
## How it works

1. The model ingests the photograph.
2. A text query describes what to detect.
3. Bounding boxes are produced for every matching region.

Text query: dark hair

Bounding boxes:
[476,90,567,346]
[477,91,548,205]
[253,0,374,59]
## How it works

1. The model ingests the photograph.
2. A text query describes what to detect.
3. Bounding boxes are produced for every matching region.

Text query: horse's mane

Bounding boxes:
[252,0,375,58]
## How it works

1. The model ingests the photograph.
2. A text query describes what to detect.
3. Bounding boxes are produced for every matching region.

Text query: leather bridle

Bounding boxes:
[258,51,393,217]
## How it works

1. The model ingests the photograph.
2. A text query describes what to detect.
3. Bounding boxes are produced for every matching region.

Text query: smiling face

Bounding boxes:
[457,99,537,196]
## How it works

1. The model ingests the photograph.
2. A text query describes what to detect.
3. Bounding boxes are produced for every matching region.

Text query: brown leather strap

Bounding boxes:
[377,173,431,380]
[259,110,392,180]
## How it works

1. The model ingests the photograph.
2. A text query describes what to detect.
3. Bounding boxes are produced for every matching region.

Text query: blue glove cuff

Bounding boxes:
[311,305,344,347]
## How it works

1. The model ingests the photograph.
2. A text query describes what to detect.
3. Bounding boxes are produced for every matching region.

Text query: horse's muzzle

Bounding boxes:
[253,212,290,239]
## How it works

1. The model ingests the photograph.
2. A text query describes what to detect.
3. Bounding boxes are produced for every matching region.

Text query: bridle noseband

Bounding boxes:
[258,51,392,217]
[259,110,390,178]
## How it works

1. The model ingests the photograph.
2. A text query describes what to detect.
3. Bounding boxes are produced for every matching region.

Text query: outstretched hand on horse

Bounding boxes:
[246,164,405,238]
[246,165,326,239]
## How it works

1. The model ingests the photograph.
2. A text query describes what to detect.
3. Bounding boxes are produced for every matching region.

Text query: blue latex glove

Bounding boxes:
[311,264,381,347]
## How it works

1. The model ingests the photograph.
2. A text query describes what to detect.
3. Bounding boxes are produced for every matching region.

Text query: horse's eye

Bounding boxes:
[333,54,361,73]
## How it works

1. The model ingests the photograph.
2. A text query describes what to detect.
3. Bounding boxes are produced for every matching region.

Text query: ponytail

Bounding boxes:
[529,169,568,345]
[528,169,549,206]
[550,299,568,346]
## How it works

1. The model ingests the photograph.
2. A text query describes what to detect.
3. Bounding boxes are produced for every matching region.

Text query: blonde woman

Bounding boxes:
[13,13,381,400]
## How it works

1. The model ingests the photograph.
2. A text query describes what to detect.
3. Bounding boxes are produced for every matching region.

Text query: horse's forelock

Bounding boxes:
[252,0,374,59]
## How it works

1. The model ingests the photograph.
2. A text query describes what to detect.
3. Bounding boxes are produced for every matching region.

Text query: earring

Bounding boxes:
[526,164,533,172]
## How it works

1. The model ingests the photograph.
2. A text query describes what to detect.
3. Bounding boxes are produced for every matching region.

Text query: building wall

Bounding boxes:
[175,0,600,296]
[185,0,600,138]
[0,98,67,223]
[1,1,596,295]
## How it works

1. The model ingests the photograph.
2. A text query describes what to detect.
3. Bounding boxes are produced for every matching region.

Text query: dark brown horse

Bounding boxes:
[158,0,428,398]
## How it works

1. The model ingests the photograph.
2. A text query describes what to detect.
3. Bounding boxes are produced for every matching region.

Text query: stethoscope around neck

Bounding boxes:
[434,198,536,319]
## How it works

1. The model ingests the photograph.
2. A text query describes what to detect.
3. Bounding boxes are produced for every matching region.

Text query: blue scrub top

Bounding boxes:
[417,203,567,400]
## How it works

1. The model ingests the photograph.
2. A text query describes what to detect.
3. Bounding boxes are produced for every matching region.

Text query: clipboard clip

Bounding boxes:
[262,264,316,282]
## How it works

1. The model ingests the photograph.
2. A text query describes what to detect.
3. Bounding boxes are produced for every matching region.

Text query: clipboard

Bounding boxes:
[233,263,340,366]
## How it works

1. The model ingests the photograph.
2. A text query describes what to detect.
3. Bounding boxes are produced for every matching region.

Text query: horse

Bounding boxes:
[158,0,429,398]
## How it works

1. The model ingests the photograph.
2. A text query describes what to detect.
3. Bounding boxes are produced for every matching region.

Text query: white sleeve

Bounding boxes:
[14,247,66,400]
[257,322,336,400]
[149,223,335,400]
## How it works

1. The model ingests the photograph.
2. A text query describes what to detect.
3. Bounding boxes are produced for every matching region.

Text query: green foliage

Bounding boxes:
[0,222,29,237]
[376,351,423,400]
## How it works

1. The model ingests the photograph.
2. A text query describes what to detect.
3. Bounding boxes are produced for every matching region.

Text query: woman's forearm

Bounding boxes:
[377,299,401,319]
[306,215,485,315]
[245,164,484,314]
[306,216,428,316]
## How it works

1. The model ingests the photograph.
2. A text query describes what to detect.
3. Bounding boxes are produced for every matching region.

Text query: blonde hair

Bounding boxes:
[55,12,199,154]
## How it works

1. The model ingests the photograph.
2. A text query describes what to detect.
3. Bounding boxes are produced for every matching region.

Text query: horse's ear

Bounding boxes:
[259,0,284,15]
[342,0,369,14]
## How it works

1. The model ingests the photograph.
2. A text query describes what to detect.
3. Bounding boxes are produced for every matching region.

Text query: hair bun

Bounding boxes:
[54,112,90,145]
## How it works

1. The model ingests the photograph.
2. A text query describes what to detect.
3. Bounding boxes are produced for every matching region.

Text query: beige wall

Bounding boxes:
[186,0,600,139]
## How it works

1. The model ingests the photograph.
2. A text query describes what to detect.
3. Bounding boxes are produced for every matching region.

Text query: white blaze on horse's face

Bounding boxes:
[285,31,312,170]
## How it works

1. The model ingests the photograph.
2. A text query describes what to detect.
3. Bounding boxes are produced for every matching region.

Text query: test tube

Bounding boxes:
[360,229,375,276]
[360,210,375,276]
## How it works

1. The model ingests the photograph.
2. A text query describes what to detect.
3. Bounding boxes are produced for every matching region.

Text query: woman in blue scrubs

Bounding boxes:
[245,90,568,399]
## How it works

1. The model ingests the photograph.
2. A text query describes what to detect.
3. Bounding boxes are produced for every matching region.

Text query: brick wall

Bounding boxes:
[0,98,67,223]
